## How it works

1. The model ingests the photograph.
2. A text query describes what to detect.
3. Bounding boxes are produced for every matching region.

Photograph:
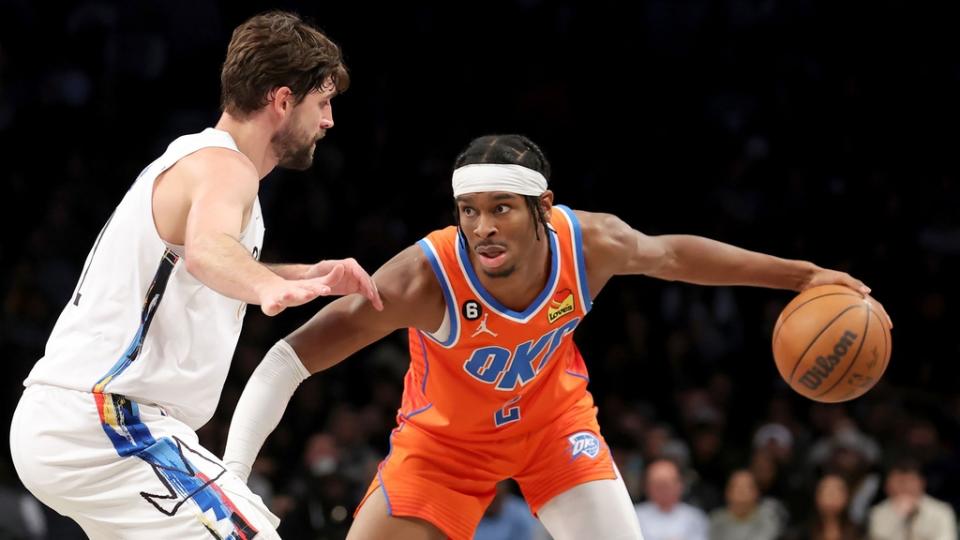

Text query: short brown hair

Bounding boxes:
[220,11,349,117]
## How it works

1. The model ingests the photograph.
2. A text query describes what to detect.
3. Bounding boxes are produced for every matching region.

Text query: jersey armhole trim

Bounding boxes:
[554,205,592,314]
[416,239,460,348]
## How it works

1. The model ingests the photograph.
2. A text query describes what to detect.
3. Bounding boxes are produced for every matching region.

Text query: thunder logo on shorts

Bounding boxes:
[568,431,601,460]
[92,249,258,539]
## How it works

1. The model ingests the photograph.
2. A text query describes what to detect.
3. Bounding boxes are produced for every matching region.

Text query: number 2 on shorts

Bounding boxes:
[494,395,522,427]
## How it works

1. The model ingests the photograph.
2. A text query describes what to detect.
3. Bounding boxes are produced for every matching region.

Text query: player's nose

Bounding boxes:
[473,214,497,238]
[320,107,334,129]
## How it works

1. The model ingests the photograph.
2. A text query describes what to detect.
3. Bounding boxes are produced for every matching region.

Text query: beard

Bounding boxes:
[272,124,322,171]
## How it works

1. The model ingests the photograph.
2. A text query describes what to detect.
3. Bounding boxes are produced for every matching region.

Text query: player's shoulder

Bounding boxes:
[380,243,442,297]
[180,146,257,179]
[560,208,641,268]
[561,208,624,240]
[374,243,445,329]
[169,146,258,198]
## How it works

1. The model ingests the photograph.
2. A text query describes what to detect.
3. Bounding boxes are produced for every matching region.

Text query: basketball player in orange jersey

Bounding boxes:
[223,134,889,539]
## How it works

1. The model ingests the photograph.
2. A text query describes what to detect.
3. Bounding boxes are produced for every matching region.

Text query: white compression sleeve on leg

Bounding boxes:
[223,339,310,482]
[537,463,644,540]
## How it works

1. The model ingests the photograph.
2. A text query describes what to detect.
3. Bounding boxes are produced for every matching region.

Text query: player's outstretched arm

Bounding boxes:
[264,259,384,311]
[577,209,870,293]
[223,244,443,481]
[176,149,376,315]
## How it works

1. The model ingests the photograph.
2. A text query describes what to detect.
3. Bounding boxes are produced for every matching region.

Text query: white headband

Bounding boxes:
[451,164,548,197]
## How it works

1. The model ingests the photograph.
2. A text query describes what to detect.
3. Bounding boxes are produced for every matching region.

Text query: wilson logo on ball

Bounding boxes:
[798,330,858,390]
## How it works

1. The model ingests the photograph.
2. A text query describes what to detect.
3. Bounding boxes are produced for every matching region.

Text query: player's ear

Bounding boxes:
[539,190,554,213]
[267,86,295,117]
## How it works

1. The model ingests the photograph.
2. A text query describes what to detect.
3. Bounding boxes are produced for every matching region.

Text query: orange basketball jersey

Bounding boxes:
[402,205,595,441]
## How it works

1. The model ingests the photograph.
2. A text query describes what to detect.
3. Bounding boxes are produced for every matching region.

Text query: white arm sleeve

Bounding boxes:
[223,339,310,482]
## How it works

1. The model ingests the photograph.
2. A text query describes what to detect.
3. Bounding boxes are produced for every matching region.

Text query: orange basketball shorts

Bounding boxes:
[355,406,616,540]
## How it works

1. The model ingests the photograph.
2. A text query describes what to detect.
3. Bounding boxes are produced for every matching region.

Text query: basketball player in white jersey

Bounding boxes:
[9,11,382,539]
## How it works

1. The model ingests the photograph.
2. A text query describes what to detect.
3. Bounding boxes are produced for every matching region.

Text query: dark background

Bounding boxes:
[2,1,958,538]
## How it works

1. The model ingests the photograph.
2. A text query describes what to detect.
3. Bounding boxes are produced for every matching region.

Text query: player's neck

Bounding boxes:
[214,112,279,179]
[475,236,551,312]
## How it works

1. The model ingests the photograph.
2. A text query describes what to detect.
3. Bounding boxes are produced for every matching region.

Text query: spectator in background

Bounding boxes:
[274,433,356,539]
[753,421,809,513]
[687,421,729,511]
[635,458,709,540]
[710,469,787,540]
[325,405,381,491]
[751,449,786,501]
[474,481,547,540]
[897,417,960,511]
[868,458,957,540]
[810,417,883,526]
[789,474,862,540]
[643,423,692,467]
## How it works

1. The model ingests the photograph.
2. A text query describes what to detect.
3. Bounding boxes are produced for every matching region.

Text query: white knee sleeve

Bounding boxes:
[537,465,644,540]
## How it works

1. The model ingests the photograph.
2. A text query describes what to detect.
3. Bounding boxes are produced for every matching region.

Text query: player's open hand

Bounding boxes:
[803,267,870,296]
[304,258,383,311]
[259,265,345,316]
[803,268,892,329]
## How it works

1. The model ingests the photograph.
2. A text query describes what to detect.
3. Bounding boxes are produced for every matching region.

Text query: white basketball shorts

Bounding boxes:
[10,384,280,539]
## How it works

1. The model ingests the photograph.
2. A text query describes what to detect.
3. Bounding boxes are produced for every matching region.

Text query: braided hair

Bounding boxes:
[452,134,551,240]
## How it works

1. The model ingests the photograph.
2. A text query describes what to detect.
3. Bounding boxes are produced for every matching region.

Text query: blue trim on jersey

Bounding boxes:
[378,466,393,517]
[93,249,179,392]
[400,332,435,419]
[378,425,401,516]
[416,239,459,347]
[404,402,434,419]
[96,325,145,389]
[456,228,560,320]
[565,370,590,382]
[554,205,592,313]
[416,332,431,394]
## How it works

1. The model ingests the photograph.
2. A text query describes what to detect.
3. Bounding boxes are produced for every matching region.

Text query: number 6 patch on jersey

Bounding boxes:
[462,300,482,321]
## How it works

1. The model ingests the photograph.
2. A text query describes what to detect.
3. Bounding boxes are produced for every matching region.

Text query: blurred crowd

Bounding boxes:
[2,1,959,539]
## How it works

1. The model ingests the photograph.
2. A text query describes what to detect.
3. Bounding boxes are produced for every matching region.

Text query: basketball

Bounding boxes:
[772,285,892,403]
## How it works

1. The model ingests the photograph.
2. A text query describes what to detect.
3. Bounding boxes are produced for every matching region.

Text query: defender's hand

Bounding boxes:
[304,258,383,311]
[258,265,345,316]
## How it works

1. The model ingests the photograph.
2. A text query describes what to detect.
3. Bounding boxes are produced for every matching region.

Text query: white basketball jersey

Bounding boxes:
[24,128,265,430]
